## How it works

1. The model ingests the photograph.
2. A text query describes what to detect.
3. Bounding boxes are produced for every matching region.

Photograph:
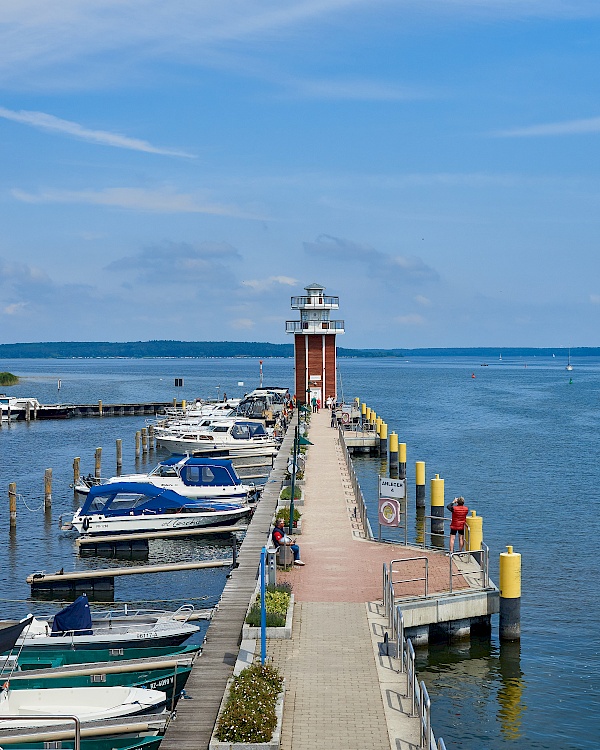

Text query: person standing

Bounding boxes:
[311,396,317,413]
[447,496,469,552]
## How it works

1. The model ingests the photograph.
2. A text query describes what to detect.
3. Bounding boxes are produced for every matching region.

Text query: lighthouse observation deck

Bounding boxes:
[285,320,345,333]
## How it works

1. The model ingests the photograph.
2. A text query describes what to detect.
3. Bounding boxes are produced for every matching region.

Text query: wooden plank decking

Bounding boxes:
[160,422,294,750]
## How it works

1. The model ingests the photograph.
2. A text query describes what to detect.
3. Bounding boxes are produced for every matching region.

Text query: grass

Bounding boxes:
[0,372,18,386]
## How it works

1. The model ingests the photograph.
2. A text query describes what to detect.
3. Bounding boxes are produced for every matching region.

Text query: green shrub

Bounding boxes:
[276,506,301,523]
[215,662,283,743]
[245,585,292,627]
[280,485,302,501]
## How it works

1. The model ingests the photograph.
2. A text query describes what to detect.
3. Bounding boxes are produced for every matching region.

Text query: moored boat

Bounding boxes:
[0,734,164,750]
[155,419,279,458]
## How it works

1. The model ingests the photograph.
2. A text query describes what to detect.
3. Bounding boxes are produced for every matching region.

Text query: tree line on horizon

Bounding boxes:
[0,341,597,359]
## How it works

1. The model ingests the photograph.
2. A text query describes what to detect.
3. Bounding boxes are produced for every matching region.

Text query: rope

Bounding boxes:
[18,494,45,513]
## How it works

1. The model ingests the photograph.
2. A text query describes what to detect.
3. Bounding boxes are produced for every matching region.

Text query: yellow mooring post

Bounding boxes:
[499,545,521,640]
[379,422,388,457]
[9,482,17,527]
[389,432,399,475]
[399,442,407,481]
[73,457,80,488]
[430,473,445,548]
[466,510,483,552]
[181,399,187,412]
[94,447,102,480]
[44,468,52,509]
[415,460,426,509]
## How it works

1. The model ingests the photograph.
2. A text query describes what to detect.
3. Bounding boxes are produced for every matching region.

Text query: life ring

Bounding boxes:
[342,412,350,424]
[82,517,90,532]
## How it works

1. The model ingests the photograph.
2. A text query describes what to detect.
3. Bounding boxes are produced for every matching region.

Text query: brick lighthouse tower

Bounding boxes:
[285,283,345,404]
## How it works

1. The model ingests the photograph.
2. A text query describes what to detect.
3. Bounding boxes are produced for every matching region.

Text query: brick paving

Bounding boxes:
[268,409,468,750]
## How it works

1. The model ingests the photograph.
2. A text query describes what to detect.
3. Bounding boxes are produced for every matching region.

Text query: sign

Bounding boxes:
[309,375,321,381]
[379,477,406,500]
[174,378,184,387]
[238,381,244,386]
[378,498,400,527]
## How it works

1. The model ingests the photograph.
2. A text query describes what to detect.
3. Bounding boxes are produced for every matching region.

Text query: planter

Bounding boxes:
[282,479,305,488]
[279,487,304,506]
[242,594,294,640]
[209,677,285,750]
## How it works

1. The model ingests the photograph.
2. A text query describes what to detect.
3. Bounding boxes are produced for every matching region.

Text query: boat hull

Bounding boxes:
[72,506,250,535]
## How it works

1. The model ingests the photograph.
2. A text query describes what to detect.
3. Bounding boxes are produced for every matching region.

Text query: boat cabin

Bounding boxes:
[150,456,243,487]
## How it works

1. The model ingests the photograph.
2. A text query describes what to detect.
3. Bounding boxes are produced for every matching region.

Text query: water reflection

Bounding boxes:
[498,641,525,741]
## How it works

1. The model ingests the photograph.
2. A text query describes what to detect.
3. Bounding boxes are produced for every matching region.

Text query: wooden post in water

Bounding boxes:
[25,401,31,422]
[172,398,177,408]
[148,425,155,450]
[73,457,81,487]
[95,447,102,480]
[44,468,52,509]
[9,482,17,527]
[141,428,148,454]
[116,439,123,472]
[135,431,141,458]
[98,400,103,417]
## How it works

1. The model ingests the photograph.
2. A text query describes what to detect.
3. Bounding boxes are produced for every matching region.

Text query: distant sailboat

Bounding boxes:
[566,348,573,371]
[499,353,502,361]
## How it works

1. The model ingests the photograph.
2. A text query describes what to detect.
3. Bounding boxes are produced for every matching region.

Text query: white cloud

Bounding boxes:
[414,295,431,306]
[395,313,425,326]
[242,275,298,292]
[493,116,600,138]
[0,106,194,157]
[230,317,255,330]
[11,187,262,219]
[3,302,28,315]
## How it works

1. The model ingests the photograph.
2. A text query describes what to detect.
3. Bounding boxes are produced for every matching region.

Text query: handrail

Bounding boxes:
[0,716,81,750]
[419,680,432,748]
[338,427,372,539]
[390,556,429,600]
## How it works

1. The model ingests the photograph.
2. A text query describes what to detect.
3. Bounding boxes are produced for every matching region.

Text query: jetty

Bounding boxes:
[161,407,498,749]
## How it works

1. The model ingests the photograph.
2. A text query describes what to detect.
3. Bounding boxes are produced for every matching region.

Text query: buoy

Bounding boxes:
[569,378,573,385]
[471,373,476,379]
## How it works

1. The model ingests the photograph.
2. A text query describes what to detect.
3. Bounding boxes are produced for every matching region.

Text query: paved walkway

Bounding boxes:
[268,409,468,750]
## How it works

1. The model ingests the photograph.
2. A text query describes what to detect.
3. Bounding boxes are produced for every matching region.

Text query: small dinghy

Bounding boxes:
[0,685,167,728]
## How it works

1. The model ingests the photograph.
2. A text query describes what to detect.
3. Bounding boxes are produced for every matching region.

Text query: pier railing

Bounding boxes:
[385,599,446,749]
[338,426,373,538]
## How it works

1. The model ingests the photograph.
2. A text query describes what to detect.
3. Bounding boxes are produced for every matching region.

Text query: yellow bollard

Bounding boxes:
[415,460,425,509]
[430,473,445,546]
[499,545,521,640]
[182,399,187,411]
[376,417,382,435]
[361,402,366,416]
[389,432,399,474]
[399,442,407,480]
[466,510,483,551]
[379,422,387,456]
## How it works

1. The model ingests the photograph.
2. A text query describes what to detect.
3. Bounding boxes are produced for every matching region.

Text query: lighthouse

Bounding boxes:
[285,283,345,405]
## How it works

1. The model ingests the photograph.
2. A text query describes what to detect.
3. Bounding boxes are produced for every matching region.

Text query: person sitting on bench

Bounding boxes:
[272,518,305,566]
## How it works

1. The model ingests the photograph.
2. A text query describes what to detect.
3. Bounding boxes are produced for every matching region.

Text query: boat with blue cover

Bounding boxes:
[68,482,252,535]
[74,456,261,504]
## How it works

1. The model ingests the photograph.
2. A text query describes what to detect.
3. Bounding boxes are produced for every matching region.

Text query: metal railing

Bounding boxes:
[290,295,339,307]
[285,320,345,332]
[338,427,373,539]
[0,716,81,750]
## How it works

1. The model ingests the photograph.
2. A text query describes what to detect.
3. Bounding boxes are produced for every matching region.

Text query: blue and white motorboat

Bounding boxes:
[68,482,251,536]
[155,419,279,458]
[74,456,260,504]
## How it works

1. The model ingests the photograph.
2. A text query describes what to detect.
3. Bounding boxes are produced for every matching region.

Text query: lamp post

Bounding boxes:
[288,427,298,536]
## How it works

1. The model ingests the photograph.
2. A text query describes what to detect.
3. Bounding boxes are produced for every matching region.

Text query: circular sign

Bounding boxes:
[380,500,398,524]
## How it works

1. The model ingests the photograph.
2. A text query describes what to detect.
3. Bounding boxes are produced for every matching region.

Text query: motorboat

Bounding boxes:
[0,396,70,420]
[67,482,251,536]
[155,419,279,458]
[0,685,167,728]
[1,598,200,652]
[74,456,261,504]
[0,735,165,750]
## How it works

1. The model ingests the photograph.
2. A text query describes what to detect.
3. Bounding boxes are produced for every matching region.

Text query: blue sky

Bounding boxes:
[1,1,600,348]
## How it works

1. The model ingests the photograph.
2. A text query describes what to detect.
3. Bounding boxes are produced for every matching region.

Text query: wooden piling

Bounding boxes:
[9,482,17,527]
[148,425,155,449]
[25,401,31,422]
[98,400,103,417]
[94,447,102,479]
[116,439,123,470]
[141,428,148,454]
[73,457,81,487]
[172,398,177,408]
[135,431,141,458]
[44,468,52,508]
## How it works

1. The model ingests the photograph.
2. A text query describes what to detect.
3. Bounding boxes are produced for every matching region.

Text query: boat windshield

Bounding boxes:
[181,465,239,486]
[90,493,152,513]
[150,465,178,478]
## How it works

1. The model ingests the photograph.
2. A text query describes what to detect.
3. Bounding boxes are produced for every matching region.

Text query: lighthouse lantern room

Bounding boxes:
[285,282,345,404]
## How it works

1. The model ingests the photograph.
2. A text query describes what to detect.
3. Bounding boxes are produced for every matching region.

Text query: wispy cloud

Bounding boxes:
[493,116,600,138]
[3,302,28,316]
[286,77,429,101]
[230,317,255,330]
[242,275,298,292]
[304,234,438,284]
[0,106,194,157]
[11,187,262,219]
[395,313,425,326]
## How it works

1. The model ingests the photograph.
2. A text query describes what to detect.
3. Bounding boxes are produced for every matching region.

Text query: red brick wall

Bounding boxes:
[294,333,338,402]
[324,336,337,400]
[294,334,306,401]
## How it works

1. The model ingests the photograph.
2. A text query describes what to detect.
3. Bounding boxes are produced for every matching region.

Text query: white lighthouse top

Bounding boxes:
[286,282,344,334]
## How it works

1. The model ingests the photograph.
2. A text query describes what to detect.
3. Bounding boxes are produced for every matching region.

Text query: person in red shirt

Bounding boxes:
[272,519,305,565]
[447,496,469,553]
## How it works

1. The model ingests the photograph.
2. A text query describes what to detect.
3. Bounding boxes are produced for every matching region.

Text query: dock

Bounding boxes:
[162,409,498,749]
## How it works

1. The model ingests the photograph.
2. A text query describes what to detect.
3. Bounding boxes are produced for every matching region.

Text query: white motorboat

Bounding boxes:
[1,598,200,651]
[74,456,261,503]
[68,482,251,536]
[155,419,279,458]
[0,685,167,728]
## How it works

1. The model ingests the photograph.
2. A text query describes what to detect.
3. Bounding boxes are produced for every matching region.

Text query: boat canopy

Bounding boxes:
[151,456,242,486]
[51,595,93,636]
[81,482,243,516]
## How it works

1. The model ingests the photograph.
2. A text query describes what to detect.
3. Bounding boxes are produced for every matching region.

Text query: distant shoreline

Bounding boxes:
[0,341,597,359]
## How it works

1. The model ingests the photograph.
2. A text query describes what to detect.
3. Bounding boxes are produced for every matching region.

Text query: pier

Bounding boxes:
[161,407,498,749]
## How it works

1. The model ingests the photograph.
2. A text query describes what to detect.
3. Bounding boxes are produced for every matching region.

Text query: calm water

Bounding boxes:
[1,356,599,749]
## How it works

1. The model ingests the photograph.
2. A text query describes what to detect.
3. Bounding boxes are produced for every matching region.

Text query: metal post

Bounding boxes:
[288,427,298,536]
[260,546,267,665]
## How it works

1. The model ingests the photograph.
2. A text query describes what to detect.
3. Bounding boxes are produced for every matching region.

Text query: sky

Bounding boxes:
[1,1,600,348]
